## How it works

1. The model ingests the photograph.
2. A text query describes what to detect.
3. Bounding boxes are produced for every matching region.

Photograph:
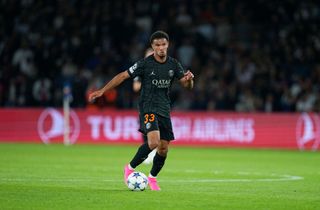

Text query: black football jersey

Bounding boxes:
[127,55,185,118]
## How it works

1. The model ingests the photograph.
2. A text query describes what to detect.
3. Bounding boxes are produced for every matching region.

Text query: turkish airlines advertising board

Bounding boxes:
[0,108,319,151]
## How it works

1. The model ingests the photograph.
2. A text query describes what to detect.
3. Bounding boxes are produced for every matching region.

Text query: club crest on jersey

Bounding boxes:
[168,70,174,77]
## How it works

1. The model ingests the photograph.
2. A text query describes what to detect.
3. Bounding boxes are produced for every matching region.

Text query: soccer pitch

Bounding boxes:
[0,143,319,210]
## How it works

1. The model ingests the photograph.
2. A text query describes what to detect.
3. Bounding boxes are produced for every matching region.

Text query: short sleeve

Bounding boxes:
[127,59,144,78]
[175,60,185,80]
[133,76,141,82]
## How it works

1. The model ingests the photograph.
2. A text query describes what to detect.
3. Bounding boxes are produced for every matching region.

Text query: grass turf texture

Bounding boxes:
[0,143,319,210]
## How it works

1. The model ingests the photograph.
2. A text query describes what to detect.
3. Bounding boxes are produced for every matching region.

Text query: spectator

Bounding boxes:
[32,77,52,107]
[0,0,319,113]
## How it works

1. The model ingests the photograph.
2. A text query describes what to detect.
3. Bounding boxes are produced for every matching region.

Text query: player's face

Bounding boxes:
[151,38,169,58]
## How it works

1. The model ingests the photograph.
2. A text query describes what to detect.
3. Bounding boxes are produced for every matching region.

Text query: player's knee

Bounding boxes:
[158,147,168,156]
[147,131,160,149]
[148,139,159,150]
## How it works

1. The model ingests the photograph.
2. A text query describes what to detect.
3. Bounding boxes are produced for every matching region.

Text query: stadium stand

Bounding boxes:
[0,0,319,112]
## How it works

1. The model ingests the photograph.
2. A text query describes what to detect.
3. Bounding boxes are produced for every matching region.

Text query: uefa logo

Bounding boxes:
[37,108,80,144]
[296,113,320,151]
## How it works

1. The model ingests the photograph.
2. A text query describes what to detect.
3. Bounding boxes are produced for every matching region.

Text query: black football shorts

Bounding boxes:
[139,113,174,141]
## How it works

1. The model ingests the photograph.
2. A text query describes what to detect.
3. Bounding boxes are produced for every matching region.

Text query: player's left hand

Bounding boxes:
[184,70,194,81]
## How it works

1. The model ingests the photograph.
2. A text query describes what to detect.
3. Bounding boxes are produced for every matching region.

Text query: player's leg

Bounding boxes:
[142,133,155,164]
[150,139,169,176]
[148,140,169,191]
[142,133,148,143]
[143,148,156,164]
[124,113,159,183]
[151,115,174,176]
[143,124,157,164]
[124,131,159,183]
[141,132,157,164]
[129,130,159,168]
[148,115,174,190]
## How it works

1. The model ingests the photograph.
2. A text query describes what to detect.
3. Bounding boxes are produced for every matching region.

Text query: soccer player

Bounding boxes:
[133,47,157,165]
[88,31,194,190]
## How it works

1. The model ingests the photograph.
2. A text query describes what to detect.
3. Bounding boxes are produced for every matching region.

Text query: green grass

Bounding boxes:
[0,143,319,210]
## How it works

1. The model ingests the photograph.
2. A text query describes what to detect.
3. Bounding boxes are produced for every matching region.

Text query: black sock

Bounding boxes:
[129,143,152,168]
[150,152,167,177]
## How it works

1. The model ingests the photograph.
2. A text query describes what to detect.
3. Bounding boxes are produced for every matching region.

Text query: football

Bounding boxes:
[127,171,148,191]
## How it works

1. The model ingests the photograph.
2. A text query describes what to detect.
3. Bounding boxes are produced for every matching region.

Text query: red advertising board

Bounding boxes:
[0,108,319,151]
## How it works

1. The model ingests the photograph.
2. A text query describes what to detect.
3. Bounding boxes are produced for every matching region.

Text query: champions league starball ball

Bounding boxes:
[127,172,148,191]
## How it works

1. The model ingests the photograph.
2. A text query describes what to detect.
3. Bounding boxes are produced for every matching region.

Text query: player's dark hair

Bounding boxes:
[150,31,169,44]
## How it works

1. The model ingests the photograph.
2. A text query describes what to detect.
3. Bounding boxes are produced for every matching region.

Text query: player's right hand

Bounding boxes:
[88,90,103,103]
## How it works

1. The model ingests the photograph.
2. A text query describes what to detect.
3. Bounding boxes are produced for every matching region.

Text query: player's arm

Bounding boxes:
[88,70,130,102]
[133,77,142,92]
[179,70,194,90]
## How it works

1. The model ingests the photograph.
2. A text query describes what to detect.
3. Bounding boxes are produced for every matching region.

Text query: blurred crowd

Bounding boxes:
[0,0,319,112]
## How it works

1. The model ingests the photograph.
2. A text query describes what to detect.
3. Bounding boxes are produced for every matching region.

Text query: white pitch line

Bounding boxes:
[0,174,303,183]
[160,175,304,183]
